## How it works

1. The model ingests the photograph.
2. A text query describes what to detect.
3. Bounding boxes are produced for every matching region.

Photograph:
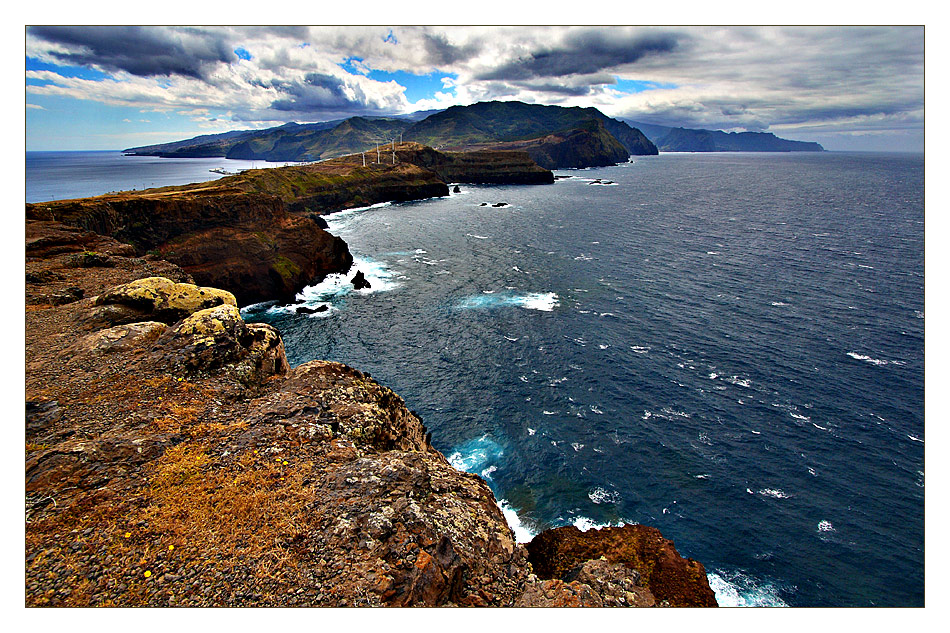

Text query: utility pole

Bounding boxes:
[376,142,380,164]
[362,151,366,167]
[391,139,396,164]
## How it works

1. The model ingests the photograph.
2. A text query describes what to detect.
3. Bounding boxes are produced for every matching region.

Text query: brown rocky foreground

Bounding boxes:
[25,219,717,607]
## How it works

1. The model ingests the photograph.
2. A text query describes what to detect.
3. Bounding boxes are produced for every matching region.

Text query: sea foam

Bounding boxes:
[457,291,559,312]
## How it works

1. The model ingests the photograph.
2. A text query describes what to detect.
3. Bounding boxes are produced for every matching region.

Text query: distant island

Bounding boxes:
[623,120,824,152]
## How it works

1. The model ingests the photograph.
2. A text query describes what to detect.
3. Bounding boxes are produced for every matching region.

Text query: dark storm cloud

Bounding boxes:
[421,32,482,66]
[268,72,386,116]
[28,25,235,79]
[478,29,681,81]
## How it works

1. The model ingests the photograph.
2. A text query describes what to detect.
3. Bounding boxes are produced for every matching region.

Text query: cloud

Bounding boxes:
[478,29,681,81]
[23,25,924,144]
[26,103,45,110]
[28,26,236,79]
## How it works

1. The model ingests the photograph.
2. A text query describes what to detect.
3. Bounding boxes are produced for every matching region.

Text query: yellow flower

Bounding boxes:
[124,532,131,539]
[168,545,174,551]
[144,570,152,578]
[282,461,288,465]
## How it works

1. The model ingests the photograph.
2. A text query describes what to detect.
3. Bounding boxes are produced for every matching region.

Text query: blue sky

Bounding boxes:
[25,26,925,151]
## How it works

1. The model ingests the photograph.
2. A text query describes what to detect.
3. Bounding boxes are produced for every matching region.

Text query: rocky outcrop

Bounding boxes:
[525,524,718,607]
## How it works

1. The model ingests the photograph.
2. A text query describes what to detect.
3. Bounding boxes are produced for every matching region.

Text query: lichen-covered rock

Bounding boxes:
[525,524,718,607]
[93,277,236,325]
[159,304,288,384]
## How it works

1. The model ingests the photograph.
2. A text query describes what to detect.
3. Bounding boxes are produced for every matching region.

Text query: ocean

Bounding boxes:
[28,150,925,606]
[26,151,298,202]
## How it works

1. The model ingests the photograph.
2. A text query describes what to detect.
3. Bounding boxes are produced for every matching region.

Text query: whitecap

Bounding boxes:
[589,405,603,415]
[847,351,892,366]
[907,434,924,443]
[588,487,621,504]
[465,233,490,239]
[480,465,497,479]
[571,442,584,452]
[542,410,557,415]
[527,428,536,436]
[770,301,789,306]
[457,291,559,312]
[504,336,519,342]
[598,344,609,350]
[630,346,650,354]
[817,520,835,532]
[758,488,791,499]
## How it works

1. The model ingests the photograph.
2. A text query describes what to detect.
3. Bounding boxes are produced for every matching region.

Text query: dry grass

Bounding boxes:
[142,443,319,580]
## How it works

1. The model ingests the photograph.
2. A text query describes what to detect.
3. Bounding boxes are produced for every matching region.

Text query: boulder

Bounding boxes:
[525,524,718,607]
[159,304,289,384]
[91,277,237,326]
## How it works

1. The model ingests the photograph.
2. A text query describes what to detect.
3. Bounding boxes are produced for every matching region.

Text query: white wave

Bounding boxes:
[907,434,924,443]
[571,442,584,452]
[630,345,650,354]
[708,372,719,379]
[497,500,536,544]
[789,412,810,422]
[642,410,652,420]
[465,233,490,239]
[527,428,536,436]
[447,435,504,474]
[706,251,721,255]
[661,407,691,419]
[542,410,557,415]
[589,405,603,415]
[598,344,609,350]
[480,465,497,479]
[758,488,791,499]
[588,487,621,504]
[323,201,392,231]
[818,520,835,532]
[847,351,903,366]
[915,310,924,319]
[296,255,399,307]
[728,376,752,388]
[707,571,788,607]
[770,301,789,306]
[504,336,519,342]
[457,291,559,312]
[808,467,817,476]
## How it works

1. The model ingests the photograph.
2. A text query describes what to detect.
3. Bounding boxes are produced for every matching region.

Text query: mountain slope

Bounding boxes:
[404,101,657,156]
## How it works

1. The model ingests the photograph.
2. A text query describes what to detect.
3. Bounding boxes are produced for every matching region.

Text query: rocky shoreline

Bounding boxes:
[25,151,718,607]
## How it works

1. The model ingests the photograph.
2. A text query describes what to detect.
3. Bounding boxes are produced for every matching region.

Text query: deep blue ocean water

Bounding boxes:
[26,151,298,202]
[242,152,924,607]
[27,150,924,606]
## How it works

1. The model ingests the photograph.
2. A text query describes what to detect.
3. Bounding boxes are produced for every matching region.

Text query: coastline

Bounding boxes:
[24,149,719,607]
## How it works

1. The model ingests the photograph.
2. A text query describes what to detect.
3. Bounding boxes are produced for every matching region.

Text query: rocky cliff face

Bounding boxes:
[26,190,351,307]
[25,223,717,607]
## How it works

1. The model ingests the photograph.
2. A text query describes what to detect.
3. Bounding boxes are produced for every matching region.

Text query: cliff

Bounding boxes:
[25,145,552,305]
[443,119,631,170]
[25,221,717,607]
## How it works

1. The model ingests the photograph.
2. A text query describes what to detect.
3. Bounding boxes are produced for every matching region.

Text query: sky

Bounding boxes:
[24,24,925,152]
